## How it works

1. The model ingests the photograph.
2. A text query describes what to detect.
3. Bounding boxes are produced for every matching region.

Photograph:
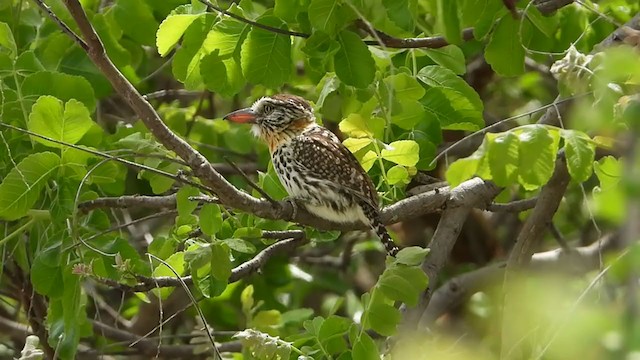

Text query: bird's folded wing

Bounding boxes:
[290,128,379,210]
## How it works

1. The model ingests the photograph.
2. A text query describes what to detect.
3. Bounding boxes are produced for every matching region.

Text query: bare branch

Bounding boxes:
[506,158,570,266]
[78,194,178,213]
[424,233,618,323]
[401,178,502,328]
[486,197,538,212]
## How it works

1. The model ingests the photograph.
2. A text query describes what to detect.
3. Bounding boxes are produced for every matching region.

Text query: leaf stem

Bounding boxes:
[0,217,36,247]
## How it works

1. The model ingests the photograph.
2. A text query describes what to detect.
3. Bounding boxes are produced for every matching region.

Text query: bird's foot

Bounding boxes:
[282,196,300,221]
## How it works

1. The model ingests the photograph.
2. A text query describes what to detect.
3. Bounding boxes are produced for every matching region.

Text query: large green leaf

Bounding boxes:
[113,0,159,46]
[172,14,216,90]
[0,152,60,220]
[383,0,416,33]
[485,15,525,77]
[436,0,461,44]
[0,21,17,57]
[334,30,375,88]
[417,65,482,110]
[377,265,428,306]
[308,0,344,35]
[22,71,96,112]
[487,131,520,186]
[241,16,292,87]
[561,129,595,183]
[365,301,401,336]
[423,45,466,75]
[517,125,559,190]
[381,140,420,167]
[421,88,483,131]
[27,96,93,148]
[384,73,425,101]
[156,14,202,56]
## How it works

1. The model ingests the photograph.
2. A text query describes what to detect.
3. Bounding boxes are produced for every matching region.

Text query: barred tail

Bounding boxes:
[372,217,400,257]
[359,202,400,256]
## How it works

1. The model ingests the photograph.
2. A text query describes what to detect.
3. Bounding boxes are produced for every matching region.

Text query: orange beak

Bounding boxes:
[223,108,257,124]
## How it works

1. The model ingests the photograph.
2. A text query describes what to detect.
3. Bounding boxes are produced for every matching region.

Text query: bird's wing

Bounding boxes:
[290,126,379,209]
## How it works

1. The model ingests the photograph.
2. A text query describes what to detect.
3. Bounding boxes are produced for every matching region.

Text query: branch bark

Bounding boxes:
[401,178,501,328]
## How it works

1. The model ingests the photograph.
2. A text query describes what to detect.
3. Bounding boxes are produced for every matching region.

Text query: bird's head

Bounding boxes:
[223,94,316,148]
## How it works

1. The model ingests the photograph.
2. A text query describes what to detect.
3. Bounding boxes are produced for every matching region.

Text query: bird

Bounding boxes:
[223,94,400,257]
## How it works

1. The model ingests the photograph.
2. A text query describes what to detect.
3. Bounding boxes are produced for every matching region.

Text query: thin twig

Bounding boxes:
[223,156,278,205]
[486,197,538,212]
[146,254,221,359]
[31,0,88,49]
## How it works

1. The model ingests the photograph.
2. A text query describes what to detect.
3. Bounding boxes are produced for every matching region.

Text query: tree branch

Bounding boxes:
[96,236,306,292]
[78,194,178,213]
[401,178,502,328]
[423,232,618,323]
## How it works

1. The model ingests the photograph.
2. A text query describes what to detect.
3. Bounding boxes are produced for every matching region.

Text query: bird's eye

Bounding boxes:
[263,104,274,113]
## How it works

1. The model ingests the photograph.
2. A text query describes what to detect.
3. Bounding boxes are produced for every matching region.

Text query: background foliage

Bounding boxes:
[0,0,639,359]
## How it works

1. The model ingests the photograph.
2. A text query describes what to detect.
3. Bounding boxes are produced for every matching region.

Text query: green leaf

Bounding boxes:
[366,302,400,336]
[395,246,429,266]
[467,0,505,39]
[318,315,350,354]
[27,96,93,148]
[526,6,558,38]
[485,15,525,77]
[241,15,292,87]
[343,137,373,153]
[517,125,560,190]
[594,156,621,191]
[417,65,482,110]
[487,131,520,186]
[172,14,216,90]
[352,331,380,360]
[423,45,466,75]
[114,0,159,46]
[211,243,232,281]
[391,100,426,130]
[383,0,416,33]
[303,31,341,60]
[377,265,428,306]
[384,73,425,101]
[176,186,200,218]
[201,50,246,96]
[156,14,202,56]
[253,310,282,333]
[356,150,376,172]
[445,142,485,187]
[22,71,96,112]
[222,238,257,254]
[31,255,63,298]
[152,251,186,299]
[381,140,420,167]
[200,204,223,236]
[275,0,304,23]
[0,21,16,57]
[308,0,343,35]
[0,152,60,220]
[561,129,595,183]
[387,165,409,185]
[436,0,461,44]
[334,30,375,88]
[339,114,384,139]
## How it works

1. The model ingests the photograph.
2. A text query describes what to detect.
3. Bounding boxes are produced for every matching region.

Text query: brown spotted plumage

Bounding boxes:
[224,94,400,256]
